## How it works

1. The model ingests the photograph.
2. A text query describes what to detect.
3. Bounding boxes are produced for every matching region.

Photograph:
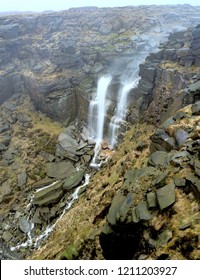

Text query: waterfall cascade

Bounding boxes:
[108,77,140,148]
[88,76,112,168]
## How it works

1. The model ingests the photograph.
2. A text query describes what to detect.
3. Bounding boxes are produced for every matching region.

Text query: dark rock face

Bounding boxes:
[1,6,200,125]
[133,24,200,124]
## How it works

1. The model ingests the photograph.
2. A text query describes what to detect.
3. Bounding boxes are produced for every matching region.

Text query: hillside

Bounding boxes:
[0,6,200,260]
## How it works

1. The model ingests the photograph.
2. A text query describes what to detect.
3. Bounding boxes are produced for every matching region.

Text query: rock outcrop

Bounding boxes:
[132,24,200,124]
[1,6,200,125]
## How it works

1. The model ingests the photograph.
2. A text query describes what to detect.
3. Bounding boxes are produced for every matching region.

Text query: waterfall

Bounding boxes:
[88,76,111,168]
[108,76,140,148]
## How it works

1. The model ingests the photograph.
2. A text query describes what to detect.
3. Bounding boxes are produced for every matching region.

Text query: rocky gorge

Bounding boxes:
[0,5,200,260]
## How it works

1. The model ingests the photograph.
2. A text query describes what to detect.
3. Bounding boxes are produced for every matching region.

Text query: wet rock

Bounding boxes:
[18,171,27,188]
[156,182,176,210]
[136,201,152,220]
[174,128,189,147]
[33,181,63,206]
[63,170,84,191]
[0,240,20,260]
[149,151,170,167]
[18,216,33,233]
[147,192,157,208]
[31,177,56,190]
[47,161,76,179]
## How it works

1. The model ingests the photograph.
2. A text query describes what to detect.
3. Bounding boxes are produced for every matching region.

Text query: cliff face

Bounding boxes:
[1,5,200,125]
[130,25,200,125]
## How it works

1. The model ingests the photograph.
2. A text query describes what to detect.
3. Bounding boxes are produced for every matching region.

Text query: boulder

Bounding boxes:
[107,190,126,225]
[174,128,189,147]
[63,170,84,191]
[18,217,33,233]
[192,101,200,115]
[47,161,76,179]
[150,129,176,153]
[156,182,176,210]
[194,159,200,176]
[147,192,157,208]
[18,171,27,188]
[149,151,170,167]
[33,181,64,206]
[0,181,11,197]
[2,231,13,242]
[152,170,169,188]
[136,201,152,220]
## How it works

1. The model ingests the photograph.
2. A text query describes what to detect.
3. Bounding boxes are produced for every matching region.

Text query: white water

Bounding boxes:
[11,174,90,251]
[108,77,140,148]
[88,76,111,168]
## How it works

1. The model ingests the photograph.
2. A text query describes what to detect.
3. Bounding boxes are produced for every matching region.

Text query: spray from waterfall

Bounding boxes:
[108,76,140,148]
[88,76,111,168]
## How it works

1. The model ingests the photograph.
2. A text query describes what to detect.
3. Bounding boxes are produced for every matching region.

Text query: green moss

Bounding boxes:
[35,133,57,154]
[60,244,79,260]
[107,171,119,187]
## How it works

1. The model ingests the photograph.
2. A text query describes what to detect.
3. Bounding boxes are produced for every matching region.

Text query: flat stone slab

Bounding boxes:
[47,161,76,179]
[63,170,84,191]
[156,182,175,210]
[33,181,63,206]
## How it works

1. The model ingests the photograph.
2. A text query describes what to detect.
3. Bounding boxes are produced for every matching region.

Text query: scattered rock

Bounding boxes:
[156,182,176,210]
[33,181,64,206]
[191,101,200,115]
[194,159,200,176]
[63,170,84,191]
[19,216,33,233]
[136,201,152,220]
[47,161,76,179]
[152,170,169,188]
[18,171,27,188]
[149,151,170,167]
[2,231,13,242]
[147,192,157,208]
[156,229,172,247]
[174,128,189,147]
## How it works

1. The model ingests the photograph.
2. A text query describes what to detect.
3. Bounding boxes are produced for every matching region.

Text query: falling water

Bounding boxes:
[88,76,112,168]
[10,174,90,251]
[108,77,140,148]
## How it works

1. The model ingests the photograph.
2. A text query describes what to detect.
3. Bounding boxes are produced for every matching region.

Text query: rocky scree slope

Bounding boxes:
[29,24,200,260]
[1,5,200,126]
[30,101,200,260]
